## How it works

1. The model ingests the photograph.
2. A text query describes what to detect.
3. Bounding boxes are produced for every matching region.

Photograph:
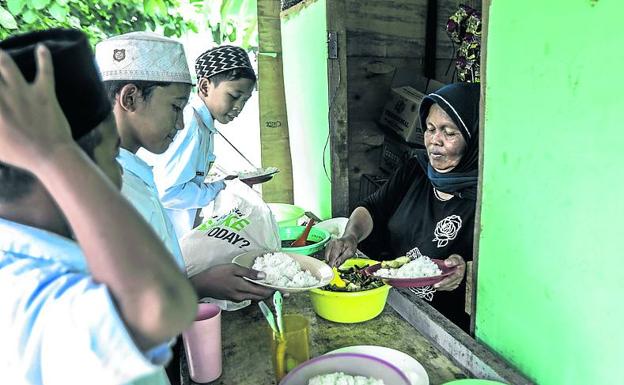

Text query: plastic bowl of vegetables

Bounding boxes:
[309,258,391,323]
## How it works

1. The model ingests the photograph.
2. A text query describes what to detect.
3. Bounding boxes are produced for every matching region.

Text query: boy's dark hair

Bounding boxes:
[0,128,103,203]
[103,80,173,104]
[208,67,256,87]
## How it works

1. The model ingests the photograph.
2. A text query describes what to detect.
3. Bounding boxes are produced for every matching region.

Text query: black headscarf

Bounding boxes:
[415,82,481,200]
[0,29,111,140]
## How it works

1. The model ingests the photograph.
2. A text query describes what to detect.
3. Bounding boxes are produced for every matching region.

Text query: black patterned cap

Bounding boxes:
[195,45,253,79]
[0,29,111,140]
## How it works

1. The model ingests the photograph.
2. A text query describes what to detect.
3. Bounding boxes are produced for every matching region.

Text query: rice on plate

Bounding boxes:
[252,252,320,288]
[237,166,279,179]
[308,372,385,385]
[373,256,441,279]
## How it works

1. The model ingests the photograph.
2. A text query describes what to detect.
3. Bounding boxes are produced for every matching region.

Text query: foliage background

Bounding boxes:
[0,0,257,51]
[0,0,263,196]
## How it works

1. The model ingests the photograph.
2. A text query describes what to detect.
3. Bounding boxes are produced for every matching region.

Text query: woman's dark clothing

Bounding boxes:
[357,83,480,332]
[359,156,475,330]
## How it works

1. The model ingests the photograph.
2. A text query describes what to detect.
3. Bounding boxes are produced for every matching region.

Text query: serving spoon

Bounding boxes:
[289,219,315,247]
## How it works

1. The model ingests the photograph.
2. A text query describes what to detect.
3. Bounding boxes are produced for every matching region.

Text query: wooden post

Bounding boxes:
[326,0,349,217]
[471,0,490,335]
[258,0,294,203]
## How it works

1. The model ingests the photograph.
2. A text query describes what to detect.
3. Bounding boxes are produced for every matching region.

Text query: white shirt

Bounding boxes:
[117,149,185,269]
[0,218,171,385]
[146,94,225,239]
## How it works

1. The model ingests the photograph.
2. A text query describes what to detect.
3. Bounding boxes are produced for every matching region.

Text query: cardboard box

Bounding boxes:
[379,86,425,145]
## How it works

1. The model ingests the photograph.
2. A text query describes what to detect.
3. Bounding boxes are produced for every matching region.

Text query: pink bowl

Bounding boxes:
[365,259,457,288]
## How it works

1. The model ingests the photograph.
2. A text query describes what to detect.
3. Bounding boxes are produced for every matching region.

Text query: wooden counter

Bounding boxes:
[181,292,468,385]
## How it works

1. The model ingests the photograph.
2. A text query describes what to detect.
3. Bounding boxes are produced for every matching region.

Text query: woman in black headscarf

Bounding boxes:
[325,83,480,331]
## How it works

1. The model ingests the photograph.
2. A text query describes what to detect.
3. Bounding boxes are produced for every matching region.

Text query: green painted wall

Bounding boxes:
[280,0,332,219]
[476,1,624,384]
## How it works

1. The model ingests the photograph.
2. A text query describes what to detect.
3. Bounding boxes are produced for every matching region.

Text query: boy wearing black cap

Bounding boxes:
[148,45,256,240]
[0,30,196,385]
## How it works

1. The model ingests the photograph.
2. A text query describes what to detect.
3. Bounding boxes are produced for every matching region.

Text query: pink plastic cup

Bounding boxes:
[182,303,222,383]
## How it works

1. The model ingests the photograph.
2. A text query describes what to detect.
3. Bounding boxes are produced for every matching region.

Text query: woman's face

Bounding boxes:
[424,104,467,173]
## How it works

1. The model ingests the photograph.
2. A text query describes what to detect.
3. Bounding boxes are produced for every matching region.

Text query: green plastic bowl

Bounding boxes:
[279,226,330,256]
[268,203,306,227]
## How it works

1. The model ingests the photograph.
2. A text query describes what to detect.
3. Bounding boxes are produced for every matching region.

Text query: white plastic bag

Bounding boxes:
[180,180,280,309]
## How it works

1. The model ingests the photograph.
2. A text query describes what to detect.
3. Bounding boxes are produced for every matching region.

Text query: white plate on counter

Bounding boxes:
[326,345,429,385]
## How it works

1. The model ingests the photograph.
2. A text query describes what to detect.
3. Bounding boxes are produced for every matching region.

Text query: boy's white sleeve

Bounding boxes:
[161,179,226,209]
[154,123,224,209]
[27,274,171,385]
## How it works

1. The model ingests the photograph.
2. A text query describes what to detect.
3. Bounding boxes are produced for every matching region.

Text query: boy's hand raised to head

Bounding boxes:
[0,45,74,171]
[1,39,197,350]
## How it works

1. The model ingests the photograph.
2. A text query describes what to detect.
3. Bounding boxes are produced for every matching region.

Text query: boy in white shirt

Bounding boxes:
[149,45,256,239]
[95,34,273,303]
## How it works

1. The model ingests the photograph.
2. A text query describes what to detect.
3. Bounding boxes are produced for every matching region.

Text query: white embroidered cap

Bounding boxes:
[95,32,192,84]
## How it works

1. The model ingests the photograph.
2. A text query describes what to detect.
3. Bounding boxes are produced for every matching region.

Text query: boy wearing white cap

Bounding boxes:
[96,32,192,270]
[95,34,273,303]
[96,33,272,384]
[148,45,256,239]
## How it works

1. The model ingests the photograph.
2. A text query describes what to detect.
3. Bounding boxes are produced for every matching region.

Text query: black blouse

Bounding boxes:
[359,157,476,331]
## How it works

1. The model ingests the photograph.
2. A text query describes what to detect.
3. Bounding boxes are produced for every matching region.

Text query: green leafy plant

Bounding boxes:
[0,0,197,43]
[1,0,258,52]
[187,0,257,52]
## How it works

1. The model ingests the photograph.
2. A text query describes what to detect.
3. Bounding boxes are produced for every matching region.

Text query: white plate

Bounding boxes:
[232,251,333,293]
[326,345,429,385]
[237,167,279,181]
[314,217,349,238]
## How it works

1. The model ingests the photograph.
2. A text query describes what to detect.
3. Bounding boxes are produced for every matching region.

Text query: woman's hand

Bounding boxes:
[434,254,466,291]
[324,234,358,267]
[0,45,74,172]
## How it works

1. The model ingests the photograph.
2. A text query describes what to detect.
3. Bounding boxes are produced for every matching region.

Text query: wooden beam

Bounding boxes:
[258,0,294,203]
[388,289,535,385]
[327,0,350,217]
[471,0,490,335]
[424,0,438,78]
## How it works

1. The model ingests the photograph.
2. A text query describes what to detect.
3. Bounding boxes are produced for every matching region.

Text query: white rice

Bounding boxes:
[238,166,278,179]
[308,372,385,385]
[374,256,442,278]
[252,252,320,288]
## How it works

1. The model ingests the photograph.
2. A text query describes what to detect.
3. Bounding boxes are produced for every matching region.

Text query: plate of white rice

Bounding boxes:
[232,251,333,292]
[326,346,429,385]
[365,257,456,288]
[308,372,385,385]
[279,352,410,385]
[237,167,279,185]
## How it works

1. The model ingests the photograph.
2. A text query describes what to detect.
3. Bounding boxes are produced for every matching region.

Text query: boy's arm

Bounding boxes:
[154,119,225,209]
[160,179,225,210]
[0,46,197,350]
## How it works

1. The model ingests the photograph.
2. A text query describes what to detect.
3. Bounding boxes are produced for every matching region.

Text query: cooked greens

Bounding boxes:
[322,264,384,292]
